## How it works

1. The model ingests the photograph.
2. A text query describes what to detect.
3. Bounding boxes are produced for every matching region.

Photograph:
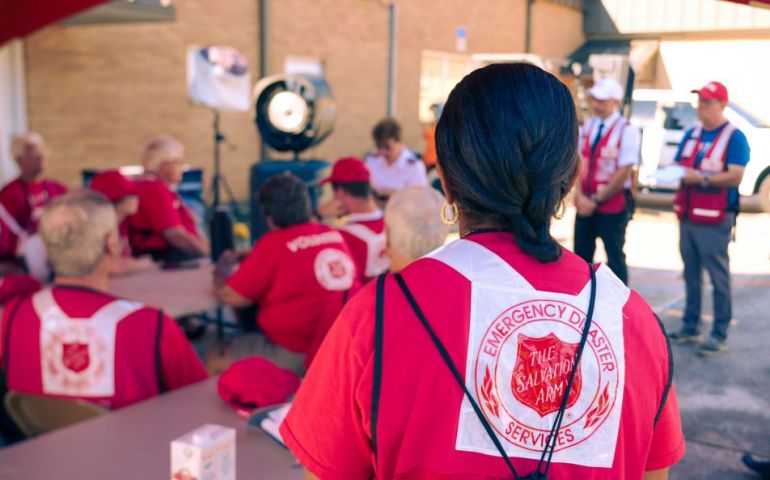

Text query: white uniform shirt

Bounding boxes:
[365,147,428,193]
[583,111,641,188]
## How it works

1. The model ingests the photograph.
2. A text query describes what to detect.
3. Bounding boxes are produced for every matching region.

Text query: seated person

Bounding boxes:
[365,118,427,203]
[318,156,389,285]
[304,186,449,368]
[0,191,207,410]
[0,133,67,261]
[89,170,154,273]
[384,186,450,272]
[128,136,209,262]
[214,173,357,374]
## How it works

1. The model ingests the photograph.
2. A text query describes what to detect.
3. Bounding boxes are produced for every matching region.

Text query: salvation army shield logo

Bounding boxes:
[473,299,620,454]
[62,342,90,373]
[511,333,581,417]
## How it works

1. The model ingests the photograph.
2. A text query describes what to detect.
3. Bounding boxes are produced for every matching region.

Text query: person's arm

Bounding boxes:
[682,164,745,187]
[159,312,209,390]
[215,284,253,308]
[162,225,210,257]
[214,237,275,308]
[596,165,634,202]
[643,468,669,480]
[573,155,597,216]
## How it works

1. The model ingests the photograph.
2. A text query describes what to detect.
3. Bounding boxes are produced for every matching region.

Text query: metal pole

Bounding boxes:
[212,110,222,207]
[387,2,397,117]
[259,0,271,161]
[525,0,534,54]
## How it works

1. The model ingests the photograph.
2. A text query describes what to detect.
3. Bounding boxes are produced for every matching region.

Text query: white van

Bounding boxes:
[630,89,770,212]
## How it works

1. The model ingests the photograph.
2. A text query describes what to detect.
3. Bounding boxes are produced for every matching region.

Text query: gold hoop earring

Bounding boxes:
[554,200,566,220]
[441,201,459,225]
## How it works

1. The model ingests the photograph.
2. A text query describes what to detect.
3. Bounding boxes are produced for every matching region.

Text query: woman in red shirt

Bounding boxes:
[282,64,684,479]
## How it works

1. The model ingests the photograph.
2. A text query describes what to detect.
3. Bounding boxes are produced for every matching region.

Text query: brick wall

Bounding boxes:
[23,0,584,200]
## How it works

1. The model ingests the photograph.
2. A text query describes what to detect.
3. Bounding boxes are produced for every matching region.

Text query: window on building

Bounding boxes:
[61,0,175,25]
[418,51,477,123]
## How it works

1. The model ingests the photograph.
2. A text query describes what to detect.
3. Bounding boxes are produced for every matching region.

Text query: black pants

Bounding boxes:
[574,208,630,285]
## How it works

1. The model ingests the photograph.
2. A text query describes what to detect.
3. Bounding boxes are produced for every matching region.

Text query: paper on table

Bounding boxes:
[248,403,290,448]
[652,164,686,183]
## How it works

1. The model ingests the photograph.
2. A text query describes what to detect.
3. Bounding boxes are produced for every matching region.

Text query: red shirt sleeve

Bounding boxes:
[142,184,185,233]
[280,282,376,479]
[645,382,686,471]
[158,312,208,390]
[226,235,277,302]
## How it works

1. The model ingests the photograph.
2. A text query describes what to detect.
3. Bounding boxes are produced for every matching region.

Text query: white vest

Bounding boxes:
[34,289,143,398]
[426,240,629,468]
[340,222,390,277]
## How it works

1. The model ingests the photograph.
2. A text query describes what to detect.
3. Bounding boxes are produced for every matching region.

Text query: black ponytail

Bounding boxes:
[435,62,579,263]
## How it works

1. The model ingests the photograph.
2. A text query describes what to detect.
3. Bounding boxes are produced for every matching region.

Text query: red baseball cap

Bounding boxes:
[217,356,300,418]
[320,157,370,184]
[90,170,137,203]
[692,81,729,102]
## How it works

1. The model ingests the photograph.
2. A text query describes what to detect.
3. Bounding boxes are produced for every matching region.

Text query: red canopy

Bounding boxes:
[721,0,770,7]
[0,0,109,46]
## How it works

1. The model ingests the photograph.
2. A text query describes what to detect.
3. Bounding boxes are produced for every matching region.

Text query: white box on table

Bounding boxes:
[171,423,236,480]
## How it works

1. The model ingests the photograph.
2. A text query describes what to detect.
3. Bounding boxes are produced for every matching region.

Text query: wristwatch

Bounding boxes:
[590,194,601,204]
[700,176,709,188]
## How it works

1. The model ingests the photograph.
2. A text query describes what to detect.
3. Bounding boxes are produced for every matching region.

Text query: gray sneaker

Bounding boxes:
[697,338,728,357]
[668,329,703,345]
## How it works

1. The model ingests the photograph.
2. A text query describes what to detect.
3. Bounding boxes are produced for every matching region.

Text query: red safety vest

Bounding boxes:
[673,123,736,224]
[580,117,629,214]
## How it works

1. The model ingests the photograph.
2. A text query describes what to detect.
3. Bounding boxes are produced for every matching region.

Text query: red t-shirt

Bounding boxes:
[0,286,208,409]
[282,233,685,479]
[0,178,67,258]
[227,222,358,353]
[338,211,389,285]
[128,179,199,255]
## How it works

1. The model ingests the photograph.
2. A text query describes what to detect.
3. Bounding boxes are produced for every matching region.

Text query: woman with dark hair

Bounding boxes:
[282,64,684,479]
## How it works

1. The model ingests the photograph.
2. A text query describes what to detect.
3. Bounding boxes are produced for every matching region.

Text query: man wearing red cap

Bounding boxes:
[0,192,208,409]
[669,81,749,356]
[214,173,357,373]
[0,133,67,262]
[319,157,389,285]
[90,170,154,272]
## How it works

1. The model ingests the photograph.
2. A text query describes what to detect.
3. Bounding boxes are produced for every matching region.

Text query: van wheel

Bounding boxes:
[760,174,770,213]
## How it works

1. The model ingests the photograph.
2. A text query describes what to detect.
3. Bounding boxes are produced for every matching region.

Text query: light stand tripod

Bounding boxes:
[209,110,243,262]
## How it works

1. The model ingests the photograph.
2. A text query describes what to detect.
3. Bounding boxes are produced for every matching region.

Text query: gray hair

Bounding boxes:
[39,191,117,278]
[142,135,183,172]
[385,186,449,262]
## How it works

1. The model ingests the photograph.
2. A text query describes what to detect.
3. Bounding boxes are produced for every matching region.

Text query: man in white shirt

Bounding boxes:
[573,78,641,285]
[365,118,427,202]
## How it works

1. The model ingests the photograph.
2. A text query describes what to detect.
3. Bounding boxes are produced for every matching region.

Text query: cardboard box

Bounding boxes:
[171,424,236,480]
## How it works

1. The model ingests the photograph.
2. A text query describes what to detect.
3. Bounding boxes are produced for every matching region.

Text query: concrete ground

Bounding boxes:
[553,194,770,479]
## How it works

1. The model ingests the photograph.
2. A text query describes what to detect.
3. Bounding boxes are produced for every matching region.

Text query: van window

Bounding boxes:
[663,102,698,131]
[631,100,656,125]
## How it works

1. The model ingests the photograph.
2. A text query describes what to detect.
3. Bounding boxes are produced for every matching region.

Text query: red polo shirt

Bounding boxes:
[0,286,208,409]
[282,233,685,479]
[227,222,358,353]
[0,178,67,258]
[128,179,199,255]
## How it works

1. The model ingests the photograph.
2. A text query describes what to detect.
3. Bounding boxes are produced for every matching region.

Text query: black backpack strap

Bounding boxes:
[371,274,386,462]
[155,310,167,394]
[393,273,522,480]
[652,314,674,426]
[2,297,26,375]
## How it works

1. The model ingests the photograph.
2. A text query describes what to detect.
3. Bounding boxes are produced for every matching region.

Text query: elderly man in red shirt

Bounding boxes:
[128,136,209,262]
[0,133,67,263]
[0,191,207,410]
